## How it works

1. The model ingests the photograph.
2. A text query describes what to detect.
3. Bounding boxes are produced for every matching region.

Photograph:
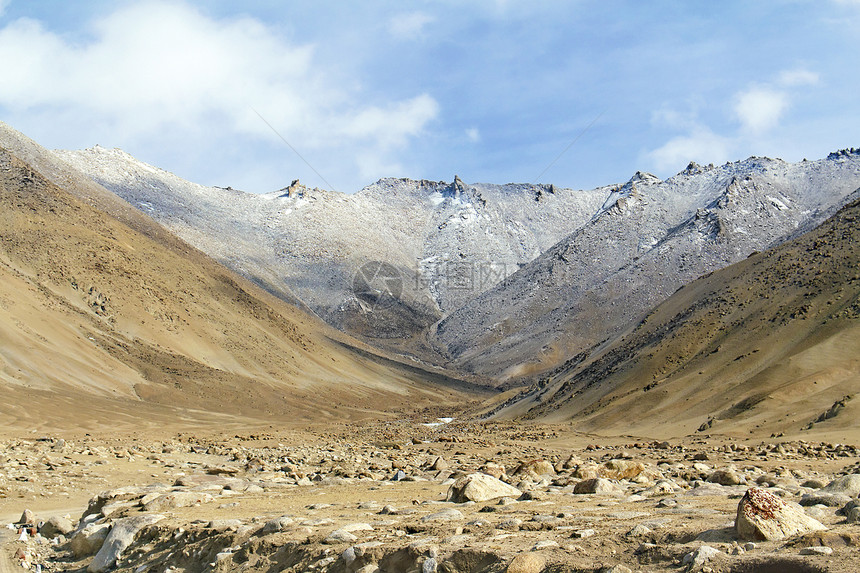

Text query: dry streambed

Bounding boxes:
[1,425,860,572]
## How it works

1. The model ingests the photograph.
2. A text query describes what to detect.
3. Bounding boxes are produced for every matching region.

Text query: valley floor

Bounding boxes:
[1,420,859,573]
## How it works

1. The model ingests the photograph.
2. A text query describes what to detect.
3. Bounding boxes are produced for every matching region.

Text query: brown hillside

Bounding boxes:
[0,132,484,435]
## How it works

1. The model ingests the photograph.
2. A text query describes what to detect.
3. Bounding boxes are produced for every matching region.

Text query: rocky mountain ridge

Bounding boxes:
[56,144,860,383]
[433,152,860,378]
[489,194,860,437]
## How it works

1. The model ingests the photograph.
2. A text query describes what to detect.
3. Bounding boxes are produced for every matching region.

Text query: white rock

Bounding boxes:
[682,545,722,571]
[800,546,833,556]
[88,514,165,573]
[422,509,464,522]
[324,529,358,544]
[446,473,521,503]
[71,522,112,558]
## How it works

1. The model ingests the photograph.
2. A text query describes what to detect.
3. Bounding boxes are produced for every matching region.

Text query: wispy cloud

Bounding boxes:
[778,68,819,87]
[465,128,481,143]
[388,11,435,39]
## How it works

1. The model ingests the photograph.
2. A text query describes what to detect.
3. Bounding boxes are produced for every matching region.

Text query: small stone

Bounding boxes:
[626,524,652,537]
[513,459,556,477]
[532,540,558,550]
[573,529,595,538]
[481,462,507,480]
[208,519,242,531]
[682,545,722,570]
[39,516,75,539]
[421,509,464,522]
[708,468,743,486]
[18,509,36,526]
[325,529,358,544]
[499,518,523,531]
[506,552,546,573]
[341,522,374,533]
[262,516,294,534]
[430,457,448,471]
[800,546,833,556]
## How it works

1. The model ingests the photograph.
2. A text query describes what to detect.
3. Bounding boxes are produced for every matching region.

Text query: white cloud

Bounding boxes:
[0,1,438,191]
[388,12,435,39]
[778,68,819,87]
[465,127,481,142]
[647,66,822,176]
[648,126,733,173]
[0,0,9,18]
[340,95,439,149]
[734,87,788,134]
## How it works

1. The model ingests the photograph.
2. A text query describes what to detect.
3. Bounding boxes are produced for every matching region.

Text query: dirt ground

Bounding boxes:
[2,418,859,573]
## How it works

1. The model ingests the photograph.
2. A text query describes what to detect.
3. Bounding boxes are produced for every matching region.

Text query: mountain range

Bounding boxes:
[3,118,859,439]
[57,145,860,383]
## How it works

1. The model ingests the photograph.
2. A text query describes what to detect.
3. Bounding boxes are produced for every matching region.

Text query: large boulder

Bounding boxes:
[574,478,620,495]
[599,460,649,480]
[71,522,112,558]
[512,459,555,478]
[39,516,75,539]
[801,474,860,506]
[88,514,165,573]
[447,473,521,503]
[820,474,860,496]
[735,487,827,541]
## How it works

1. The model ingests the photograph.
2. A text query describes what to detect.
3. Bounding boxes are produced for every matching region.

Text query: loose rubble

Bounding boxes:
[1,424,859,572]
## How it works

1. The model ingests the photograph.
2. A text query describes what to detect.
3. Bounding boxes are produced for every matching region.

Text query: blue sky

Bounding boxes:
[0,1,858,193]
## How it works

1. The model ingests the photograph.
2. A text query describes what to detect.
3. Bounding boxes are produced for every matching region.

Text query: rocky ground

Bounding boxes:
[2,420,859,573]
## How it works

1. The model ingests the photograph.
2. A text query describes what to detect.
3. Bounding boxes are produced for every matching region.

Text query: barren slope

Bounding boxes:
[492,196,860,442]
[0,125,485,434]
